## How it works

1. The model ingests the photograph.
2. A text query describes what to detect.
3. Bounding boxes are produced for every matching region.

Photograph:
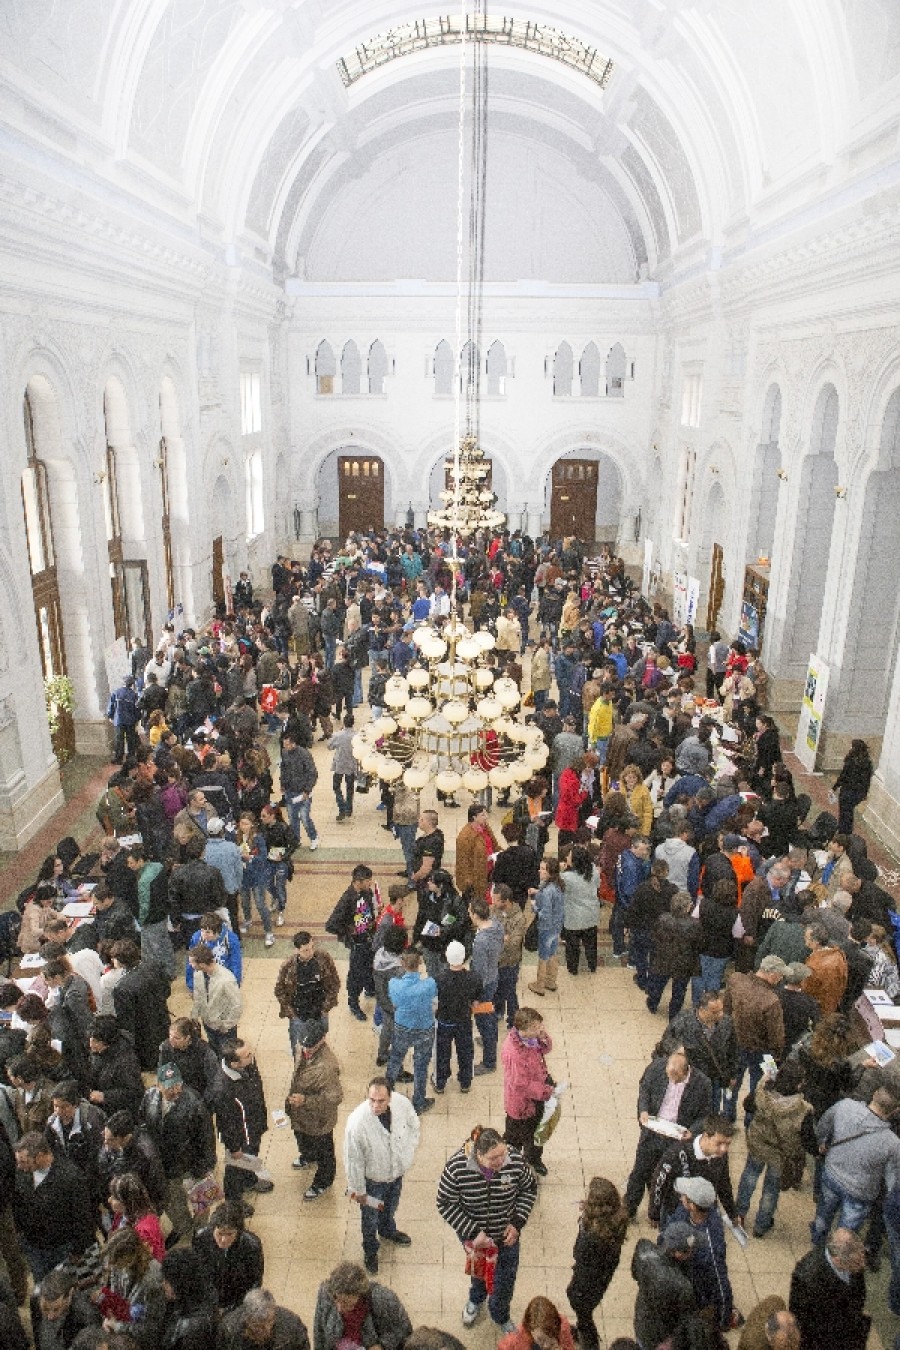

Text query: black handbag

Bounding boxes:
[523,918,539,952]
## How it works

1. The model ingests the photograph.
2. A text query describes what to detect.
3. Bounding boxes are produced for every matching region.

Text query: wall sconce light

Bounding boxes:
[153,457,164,470]
[835,485,847,499]
[222,457,230,468]
[709,465,720,476]
[776,468,788,481]
[93,470,106,485]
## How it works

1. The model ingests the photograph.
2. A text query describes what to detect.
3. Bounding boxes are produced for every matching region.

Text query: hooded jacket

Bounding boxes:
[654,837,700,897]
[816,1097,900,1201]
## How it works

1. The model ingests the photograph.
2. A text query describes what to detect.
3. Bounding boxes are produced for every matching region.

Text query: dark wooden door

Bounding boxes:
[338,455,384,538]
[550,459,598,542]
[212,536,226,612]
[706,543,725,631]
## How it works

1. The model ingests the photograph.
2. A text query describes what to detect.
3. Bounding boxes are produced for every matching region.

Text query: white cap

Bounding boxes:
[445,941,466,967]
[207,817,225,836]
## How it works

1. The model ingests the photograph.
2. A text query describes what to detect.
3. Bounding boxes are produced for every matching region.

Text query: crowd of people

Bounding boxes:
[0,522,895,1350]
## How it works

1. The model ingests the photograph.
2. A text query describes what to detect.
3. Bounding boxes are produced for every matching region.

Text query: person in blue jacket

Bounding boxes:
[107,675,140,764]
[613,837,652,961]
[662,1175,740,1332]
[185,911,243,990]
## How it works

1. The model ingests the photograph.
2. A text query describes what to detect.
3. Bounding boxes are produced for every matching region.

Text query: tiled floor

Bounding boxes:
[6,723,899,1345]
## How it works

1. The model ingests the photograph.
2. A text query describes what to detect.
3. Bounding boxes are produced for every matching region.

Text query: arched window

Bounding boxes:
[579,342,601,397]
[460,340,480,400]
[22,393,63,681]
[368,340,389,395]
[434,340,454,397]
[103,380,151,646]
[606,343,627,397]
[554,342,573,397]
[315,341,336,395]
[341,340,361,396]
[486,341,507,396]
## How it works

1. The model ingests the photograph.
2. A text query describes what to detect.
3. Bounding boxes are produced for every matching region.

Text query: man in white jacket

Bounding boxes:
[343,1075,421,1274]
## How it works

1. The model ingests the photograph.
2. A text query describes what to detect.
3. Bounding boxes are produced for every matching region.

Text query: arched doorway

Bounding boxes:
[547,451,623,548]
[697,480,727,633]
[313,448,388,540]
[779,384,839,678]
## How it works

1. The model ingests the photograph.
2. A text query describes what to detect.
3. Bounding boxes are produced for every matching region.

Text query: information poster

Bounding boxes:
[642,538,653,597]
[738,600,760,649]
[794,653,830,772]
[685,576,700,626]
[673,572,688,626]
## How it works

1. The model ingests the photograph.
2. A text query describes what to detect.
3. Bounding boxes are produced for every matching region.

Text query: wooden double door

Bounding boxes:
[549,459,598,543]
[338,455,384,538]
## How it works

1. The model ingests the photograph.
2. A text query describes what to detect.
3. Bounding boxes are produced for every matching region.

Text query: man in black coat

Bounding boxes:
[96,1108,167,1214]
[168,837,227,944]
[789,1228,870,1350]
[0,1115,28,1304]
[111,939,171,1071]
[45,1079,106,1221]
[86,1014,145,1118]
[624,1051,712,1218]
[12,1131,96,1281]
[632,1222,698,1349]
[648,1114,738,1228]
[326,864,378,1020]
[140,1063,216,1242]
[659,991,739,1114]
[216,1040,271,1208]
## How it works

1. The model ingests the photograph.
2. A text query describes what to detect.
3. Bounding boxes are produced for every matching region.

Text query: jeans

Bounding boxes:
[333,773,355,818]
[287,794,318,844]
[112,723,139,762]
[733,1048,766,1125]
[474,978,498,1068]
[591,736,609,766]
[395,824,417,874]
[736,1154,783,1232]
[435,1020,474,1088]
[353,668,364,706]
[348,942,375,1009]
[323,634,337,670]
[361,1175,404,1258]
[533,689,548,711]
[494,964,520,1026]
[537,931,559,962]
[293,1129,336,1191]
[610,905,627,958]
[629,928,652,988]
[242,881,272,933]
[812,1168,873,1243]
[466,1236,520,1325]
[288,1012,329,1058]
[388,1024,434,1111]
[645,973,689,1018]
[564,927,598,974]
[20,1238,76,1282]
[625,1129,668,1215]
[267,861,289,912]
[883,1185,900,1314]
[692,954,729,1005]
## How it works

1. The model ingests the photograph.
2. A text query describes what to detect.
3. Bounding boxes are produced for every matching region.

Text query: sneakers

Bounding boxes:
[430,1074,445,1094]
[364,1252,379,1275]
[239,923,249,934]
[276,912,285,926]
[382,1231,411,1245]
[252,1178,274,1193]
[473,1063,495,1076]
[498,1321,517,1336]
[304,1184,331,1201]
[531,1159,548,1177]
[264,933,275,947]
[396,1069,414,1084]
[462,1301,482,1328]
[309,839,320,851]
[415,1098,435,1115]
[349,1006,367,1022]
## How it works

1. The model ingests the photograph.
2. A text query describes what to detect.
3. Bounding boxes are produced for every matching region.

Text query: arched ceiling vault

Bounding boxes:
[6,1,894,285]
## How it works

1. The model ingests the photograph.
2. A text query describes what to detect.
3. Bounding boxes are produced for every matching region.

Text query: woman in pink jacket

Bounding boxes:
[497,1295,576,1350]
[501,1008,555,1176]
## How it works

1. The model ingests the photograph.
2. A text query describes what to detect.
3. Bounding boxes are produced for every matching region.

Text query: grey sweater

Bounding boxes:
[817,1098,900,1200]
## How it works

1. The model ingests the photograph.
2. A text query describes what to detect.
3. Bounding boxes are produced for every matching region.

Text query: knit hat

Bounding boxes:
[157,1063,182,1087]
[674,1175,716,1209]
[759,955,788,977]
[661,1221,696,1254]
[445,941,466,967]
[723,833,746,850]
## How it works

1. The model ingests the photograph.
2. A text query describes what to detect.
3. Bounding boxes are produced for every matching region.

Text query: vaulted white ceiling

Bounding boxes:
[1,0,898,284]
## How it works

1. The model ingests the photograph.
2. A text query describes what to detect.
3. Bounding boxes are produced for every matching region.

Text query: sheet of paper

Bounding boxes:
[62,902,94,918]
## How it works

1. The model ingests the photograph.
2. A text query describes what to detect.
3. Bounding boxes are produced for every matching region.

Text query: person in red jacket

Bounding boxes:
[498,1294,576,1350]
[501,1008,557,1176]
[555,754,590,849]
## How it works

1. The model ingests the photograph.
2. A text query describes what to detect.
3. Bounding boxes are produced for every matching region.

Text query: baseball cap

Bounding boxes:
[157,1063,182,1087]
[445,941,466,967]
[299,1019,327,1048]
[206,817,225,836]
[674,1175,716,1209]
[723,833,745,851]
[661,1221,697,1254]
[759,955,788,976]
